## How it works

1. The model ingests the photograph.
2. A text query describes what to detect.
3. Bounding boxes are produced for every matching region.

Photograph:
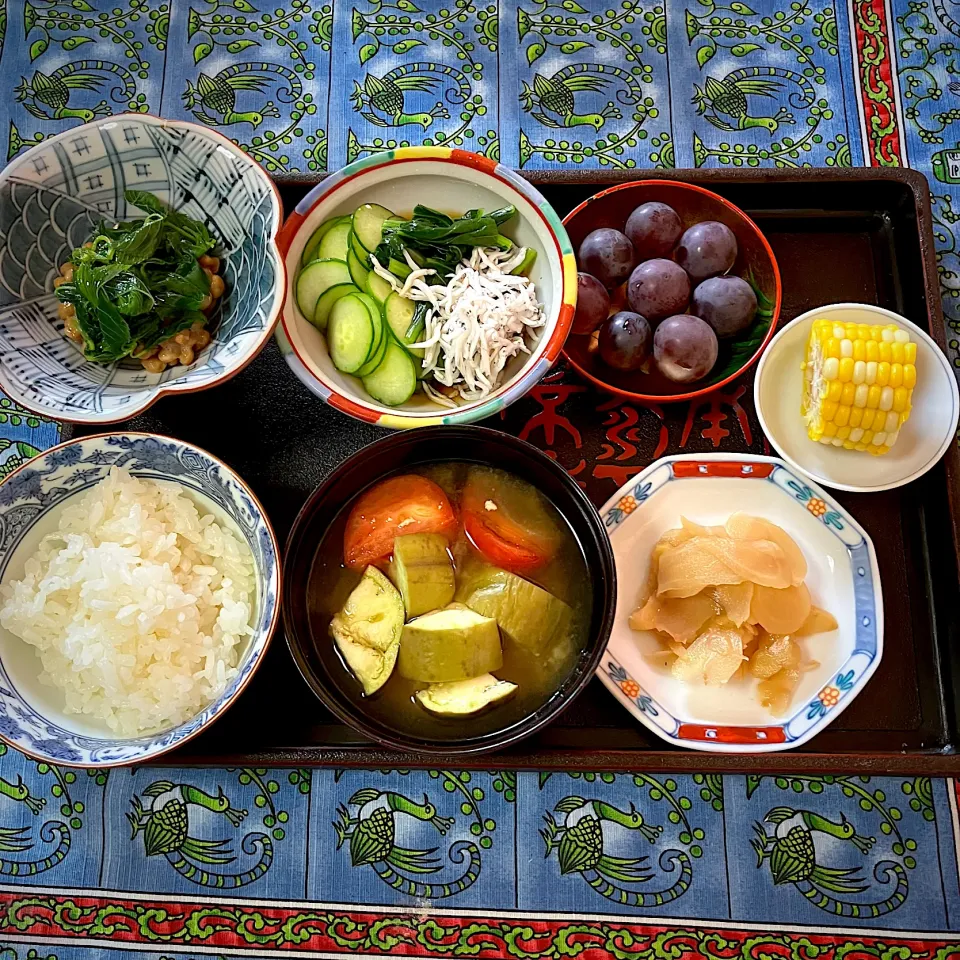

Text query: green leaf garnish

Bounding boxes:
[373,204,517,283]
[55,190,220,364]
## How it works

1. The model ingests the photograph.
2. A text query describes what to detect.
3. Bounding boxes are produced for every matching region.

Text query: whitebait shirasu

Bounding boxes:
[370,246,544,405]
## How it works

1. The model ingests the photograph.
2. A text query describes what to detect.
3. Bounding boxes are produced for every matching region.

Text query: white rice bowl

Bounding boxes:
[0,466,255,737]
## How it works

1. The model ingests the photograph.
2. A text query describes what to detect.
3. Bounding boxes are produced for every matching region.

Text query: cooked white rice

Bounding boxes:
[0,466,255,736]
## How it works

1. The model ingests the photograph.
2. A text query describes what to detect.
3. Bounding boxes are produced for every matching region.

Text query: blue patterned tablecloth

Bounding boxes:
[3,0,960,952]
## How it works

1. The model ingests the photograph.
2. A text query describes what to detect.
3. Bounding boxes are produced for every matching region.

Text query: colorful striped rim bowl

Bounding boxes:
[561,179,782,404]
[276,148,576,429]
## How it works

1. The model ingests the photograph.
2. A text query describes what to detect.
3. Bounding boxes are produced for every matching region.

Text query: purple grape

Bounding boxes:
[675,221,738,282]
[625,202,683,260]
[626,259,691,323]
[653,314,719,383]
[599,311,652,371]
[572,273,611,335]
[578,228,637,288]
[691,276,758,338]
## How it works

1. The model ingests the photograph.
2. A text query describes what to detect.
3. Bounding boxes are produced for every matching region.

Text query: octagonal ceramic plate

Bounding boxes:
[597,453,883,753]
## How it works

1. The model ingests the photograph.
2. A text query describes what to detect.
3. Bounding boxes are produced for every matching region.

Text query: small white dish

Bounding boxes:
[754,302,959,492]
[597,453,883,753]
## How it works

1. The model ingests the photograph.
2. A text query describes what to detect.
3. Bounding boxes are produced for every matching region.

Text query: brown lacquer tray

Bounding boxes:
[70,168,960,774]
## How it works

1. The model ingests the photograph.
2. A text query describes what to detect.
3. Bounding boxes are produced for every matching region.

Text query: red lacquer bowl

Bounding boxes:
[562,179,782,404]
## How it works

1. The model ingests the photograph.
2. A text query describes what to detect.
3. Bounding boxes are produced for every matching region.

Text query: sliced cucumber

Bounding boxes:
[353,291,383,357]
[355,323,388,377]
[295,258,351,321]
[353,203,394,253]
[363,340,418,406]
[317,220,352,261]
[300,215,346,266]
[511,248,537,276]
[328,294,374,374]
[348,245,370,289]
[366,269,394,304]
[312,282,356,331]
[384,292,425,361]
[350,229,369,262]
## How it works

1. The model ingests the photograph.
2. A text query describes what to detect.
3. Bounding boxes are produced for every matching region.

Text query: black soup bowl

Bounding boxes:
[283,425,616,755]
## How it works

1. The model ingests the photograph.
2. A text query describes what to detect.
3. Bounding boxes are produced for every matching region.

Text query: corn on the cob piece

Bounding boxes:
[801,319,917,455]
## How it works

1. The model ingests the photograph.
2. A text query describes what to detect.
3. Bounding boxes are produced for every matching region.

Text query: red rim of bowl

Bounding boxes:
[560,178,783,404]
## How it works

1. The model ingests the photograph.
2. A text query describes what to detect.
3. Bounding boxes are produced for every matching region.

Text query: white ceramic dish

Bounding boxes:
[597,454,883,753]
[275,147,576,429]
[754,302,959,492]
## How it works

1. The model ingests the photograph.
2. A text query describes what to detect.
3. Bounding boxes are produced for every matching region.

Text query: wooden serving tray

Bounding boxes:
[71,168,960,774]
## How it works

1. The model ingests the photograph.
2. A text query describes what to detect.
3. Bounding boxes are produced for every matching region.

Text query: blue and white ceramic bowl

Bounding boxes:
[0,115,284,424]
[598,453,883,753]
[0,433,280,766]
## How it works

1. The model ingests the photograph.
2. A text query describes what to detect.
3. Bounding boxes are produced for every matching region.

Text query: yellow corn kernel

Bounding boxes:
[802,318,917,457]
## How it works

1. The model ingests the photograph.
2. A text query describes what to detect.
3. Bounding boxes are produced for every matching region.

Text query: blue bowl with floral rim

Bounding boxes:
[0,114,284,424]
[0,433,280,767]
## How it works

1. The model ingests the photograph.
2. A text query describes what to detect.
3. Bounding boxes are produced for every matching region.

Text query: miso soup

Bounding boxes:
[308,462,592,739]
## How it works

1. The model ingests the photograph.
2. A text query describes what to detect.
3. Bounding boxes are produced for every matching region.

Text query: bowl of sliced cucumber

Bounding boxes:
[276,147,577,429]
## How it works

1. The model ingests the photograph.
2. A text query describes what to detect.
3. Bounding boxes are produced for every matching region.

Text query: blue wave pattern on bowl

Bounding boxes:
[0,115,282,422]
[0,435,279,765]
[599,459,879,750]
